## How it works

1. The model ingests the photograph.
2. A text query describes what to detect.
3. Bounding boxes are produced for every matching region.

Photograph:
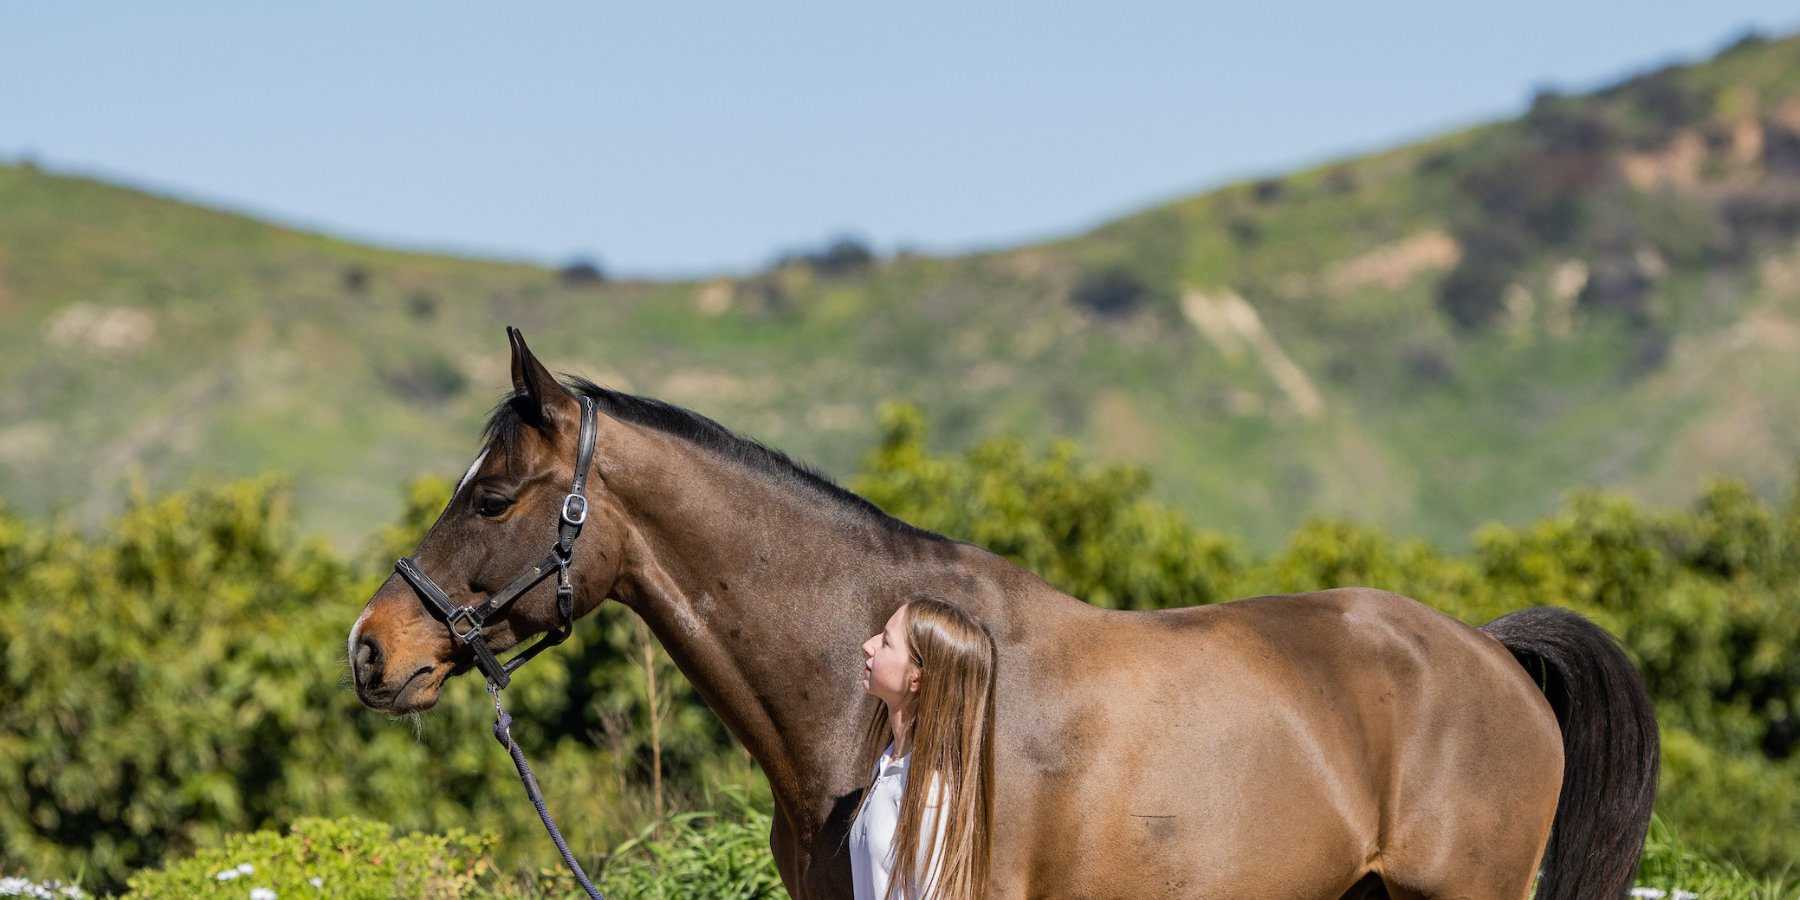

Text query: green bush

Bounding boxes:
[122,817,499,900]
[1637,814,1800,900]
[5,407,1800,887]
[851,403,1246,610]
[0,477,751,894]
[593,793,782,900]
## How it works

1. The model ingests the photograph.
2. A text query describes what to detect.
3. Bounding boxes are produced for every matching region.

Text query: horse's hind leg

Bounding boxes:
[1375,788,1551,900]
[1376,838,1543,900]
[1338,873,1389,900]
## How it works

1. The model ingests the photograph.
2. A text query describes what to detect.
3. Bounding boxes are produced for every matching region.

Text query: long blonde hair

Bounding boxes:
[858,595,997,900]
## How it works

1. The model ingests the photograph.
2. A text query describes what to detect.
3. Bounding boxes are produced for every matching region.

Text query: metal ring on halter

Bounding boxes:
[446,607,483,644]
[561,494,589,526]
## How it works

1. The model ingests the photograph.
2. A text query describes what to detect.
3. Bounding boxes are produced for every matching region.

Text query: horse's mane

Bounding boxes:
[480,376,947,544]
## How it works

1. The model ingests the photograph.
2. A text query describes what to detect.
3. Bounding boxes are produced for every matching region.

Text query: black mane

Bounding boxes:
[480,376,946,543]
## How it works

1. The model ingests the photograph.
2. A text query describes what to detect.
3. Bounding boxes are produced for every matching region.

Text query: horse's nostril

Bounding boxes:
[355,635,385,686]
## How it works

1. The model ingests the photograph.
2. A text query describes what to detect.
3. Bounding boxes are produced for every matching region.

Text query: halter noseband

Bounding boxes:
[393,395,598,690]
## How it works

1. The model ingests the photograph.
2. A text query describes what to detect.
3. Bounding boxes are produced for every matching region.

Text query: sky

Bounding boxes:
[5,3,1800,279]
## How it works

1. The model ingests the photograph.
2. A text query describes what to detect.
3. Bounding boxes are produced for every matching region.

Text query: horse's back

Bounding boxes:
[993,587,1563,898]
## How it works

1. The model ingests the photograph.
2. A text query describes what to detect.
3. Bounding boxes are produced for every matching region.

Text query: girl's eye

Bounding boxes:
[475,493,513,518]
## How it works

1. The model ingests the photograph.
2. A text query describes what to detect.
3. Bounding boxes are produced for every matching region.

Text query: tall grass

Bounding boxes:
[1634,815,1800,900]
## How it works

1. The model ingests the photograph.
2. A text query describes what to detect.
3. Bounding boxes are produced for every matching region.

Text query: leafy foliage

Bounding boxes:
[5,407,1800,890]
[852,404,1245,610]
[0,478,754,894]
[122,817,498,900]
[593,792,784,900]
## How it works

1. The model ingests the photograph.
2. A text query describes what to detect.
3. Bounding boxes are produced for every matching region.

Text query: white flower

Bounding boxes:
[0,878,81,899]
[0,876,44,898]
[237,864,255,875]
[214,868,241,881]
[1628,890,1666,899]
[1673,891,1698,900]
[250,888,277,900]
[308,877,323,888]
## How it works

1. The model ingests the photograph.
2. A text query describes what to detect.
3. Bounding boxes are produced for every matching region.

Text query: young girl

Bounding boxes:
[852,595,997,900]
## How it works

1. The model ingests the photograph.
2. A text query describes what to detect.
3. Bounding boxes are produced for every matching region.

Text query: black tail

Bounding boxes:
[1480,607,1659,900]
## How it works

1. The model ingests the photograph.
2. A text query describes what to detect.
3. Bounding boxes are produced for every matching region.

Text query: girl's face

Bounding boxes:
[862,604,919,709]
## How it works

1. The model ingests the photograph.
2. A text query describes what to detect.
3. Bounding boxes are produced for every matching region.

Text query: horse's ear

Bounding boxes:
[507,327,576,430]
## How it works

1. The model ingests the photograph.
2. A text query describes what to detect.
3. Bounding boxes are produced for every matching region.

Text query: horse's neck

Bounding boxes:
[598,425,974,823]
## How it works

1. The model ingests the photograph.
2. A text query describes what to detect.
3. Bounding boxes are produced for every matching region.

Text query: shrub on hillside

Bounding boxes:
[559,258,607,287]
[774,236,875,278]
[1069,268,1148,319]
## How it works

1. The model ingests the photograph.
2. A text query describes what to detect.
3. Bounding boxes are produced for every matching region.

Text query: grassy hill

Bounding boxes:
[7,31,1800,550]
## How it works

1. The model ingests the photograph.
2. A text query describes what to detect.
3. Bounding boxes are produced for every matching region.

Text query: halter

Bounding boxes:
[393,394,597,690]
[391,394,607,899]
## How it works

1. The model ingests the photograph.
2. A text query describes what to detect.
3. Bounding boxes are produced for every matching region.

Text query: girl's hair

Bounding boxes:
[857,595,997,900]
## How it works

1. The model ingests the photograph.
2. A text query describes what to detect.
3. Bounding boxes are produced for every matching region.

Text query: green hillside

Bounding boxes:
[7,31,1800,549]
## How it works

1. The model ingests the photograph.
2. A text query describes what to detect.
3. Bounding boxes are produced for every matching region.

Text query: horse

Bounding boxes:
[350,328,1659,900]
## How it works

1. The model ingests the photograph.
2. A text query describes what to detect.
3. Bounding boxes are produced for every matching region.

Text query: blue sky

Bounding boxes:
[5,3,1798,278]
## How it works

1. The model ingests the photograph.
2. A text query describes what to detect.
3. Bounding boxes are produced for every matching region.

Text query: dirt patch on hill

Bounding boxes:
[1181,289,1325,419]
[1326,231,1461,293]
[46,303,156,353]
[1620,129,1707,190]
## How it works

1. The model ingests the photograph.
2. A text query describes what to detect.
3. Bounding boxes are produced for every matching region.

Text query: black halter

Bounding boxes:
[394,395,598,690]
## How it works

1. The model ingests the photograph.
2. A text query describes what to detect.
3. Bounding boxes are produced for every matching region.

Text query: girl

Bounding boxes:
[853,595,998,900]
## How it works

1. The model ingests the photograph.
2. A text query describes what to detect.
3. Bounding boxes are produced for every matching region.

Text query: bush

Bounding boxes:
[594,792,783,900]
[1435,224,1528,330]
[558,259,606,287]
[379,352,469,404]
[1069,268,1147,318]
[0,479,750,894]
[851,404,1245,610]
[122,817,499,900]
[774,237,875,278]
[1636,813,1800,900]
[7,415,1800,885]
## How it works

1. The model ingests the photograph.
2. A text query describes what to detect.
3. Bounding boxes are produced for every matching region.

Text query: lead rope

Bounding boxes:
[489,680,604,900]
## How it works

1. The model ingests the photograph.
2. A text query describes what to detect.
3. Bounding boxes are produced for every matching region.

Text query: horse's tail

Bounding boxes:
[1480,607,1659,900]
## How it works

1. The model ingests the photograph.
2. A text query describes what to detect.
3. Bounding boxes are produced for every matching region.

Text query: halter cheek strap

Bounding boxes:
[393,395,598,690]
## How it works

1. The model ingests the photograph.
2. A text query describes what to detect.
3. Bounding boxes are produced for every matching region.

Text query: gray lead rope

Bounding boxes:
[491,682,604,900]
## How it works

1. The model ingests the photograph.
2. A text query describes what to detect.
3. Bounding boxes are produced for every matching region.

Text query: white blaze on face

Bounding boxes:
[455,447,492,499]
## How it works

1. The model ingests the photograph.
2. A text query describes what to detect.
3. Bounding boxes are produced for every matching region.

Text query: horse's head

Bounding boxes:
[350,328,626,713]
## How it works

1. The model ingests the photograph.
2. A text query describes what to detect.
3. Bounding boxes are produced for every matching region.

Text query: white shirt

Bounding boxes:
[849,743,945,900]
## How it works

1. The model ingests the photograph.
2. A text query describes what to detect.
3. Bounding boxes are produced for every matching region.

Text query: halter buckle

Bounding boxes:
[447,606,483,643]
[561,494,589,526]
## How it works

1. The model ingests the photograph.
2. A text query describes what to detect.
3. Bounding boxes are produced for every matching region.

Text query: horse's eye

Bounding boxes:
[474,493,513,518]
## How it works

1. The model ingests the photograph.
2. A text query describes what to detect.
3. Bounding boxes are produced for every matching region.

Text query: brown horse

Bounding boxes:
[350,329,1658,900]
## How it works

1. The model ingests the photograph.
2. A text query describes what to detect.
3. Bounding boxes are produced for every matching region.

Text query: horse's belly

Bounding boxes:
[996,691,1380,897]
[993,589,1558,898]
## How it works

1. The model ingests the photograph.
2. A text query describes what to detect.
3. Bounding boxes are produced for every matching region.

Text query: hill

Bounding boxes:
[6,31,1800,549]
